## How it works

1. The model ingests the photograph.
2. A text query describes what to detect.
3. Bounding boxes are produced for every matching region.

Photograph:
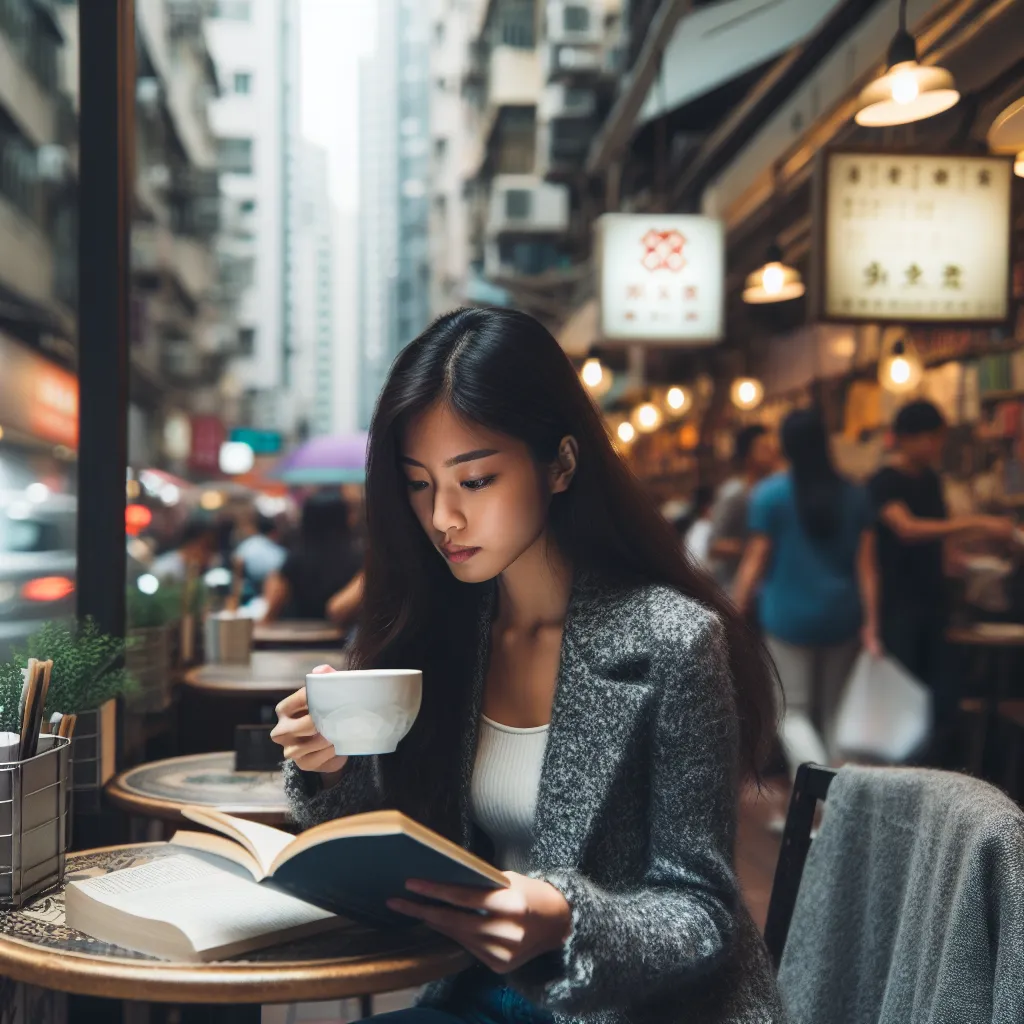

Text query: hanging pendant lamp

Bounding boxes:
[855,0,959,128]
[878,333,923,394]
[986,96,1024,178]
[742,242,805,304]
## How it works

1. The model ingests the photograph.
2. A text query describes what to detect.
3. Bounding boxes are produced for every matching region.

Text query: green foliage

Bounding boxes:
[0,619,138,731]
[126,581,183,629]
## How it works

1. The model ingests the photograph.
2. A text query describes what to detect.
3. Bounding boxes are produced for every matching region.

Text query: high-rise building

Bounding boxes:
[206,0,302,437]
[357,0,433,429]
[293,142,336,437]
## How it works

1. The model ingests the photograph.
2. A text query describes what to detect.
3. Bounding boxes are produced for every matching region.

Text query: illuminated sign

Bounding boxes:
[596,214,725,344]
[820,152,1012,324]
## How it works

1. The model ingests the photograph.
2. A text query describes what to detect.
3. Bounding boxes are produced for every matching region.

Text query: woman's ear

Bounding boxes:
[550,436,579,494]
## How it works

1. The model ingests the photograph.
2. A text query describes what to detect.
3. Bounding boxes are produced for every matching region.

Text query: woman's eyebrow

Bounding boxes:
[399,449,499,469]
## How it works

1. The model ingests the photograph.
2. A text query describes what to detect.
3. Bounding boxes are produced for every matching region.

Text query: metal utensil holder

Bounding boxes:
[0,735,70,908]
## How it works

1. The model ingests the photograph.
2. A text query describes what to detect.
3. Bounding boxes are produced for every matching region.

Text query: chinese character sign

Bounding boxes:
[823,153,1012,323]
[598,214,725,343]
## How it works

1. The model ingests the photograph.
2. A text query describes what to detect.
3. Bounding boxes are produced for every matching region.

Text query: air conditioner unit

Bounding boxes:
[550,44,602,75]
[487,177,570,235]
[540,83,596,120]
[546,1,602,46]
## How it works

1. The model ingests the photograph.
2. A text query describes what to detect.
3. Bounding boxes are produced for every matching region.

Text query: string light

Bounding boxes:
[581,358,612,397]
[616,421,636,444]
[730,377,765,411]
[665,386,693,417]
[631,401,663,434]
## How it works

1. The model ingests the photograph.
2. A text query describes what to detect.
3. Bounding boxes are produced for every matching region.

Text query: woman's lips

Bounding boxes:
[440,543,480,564]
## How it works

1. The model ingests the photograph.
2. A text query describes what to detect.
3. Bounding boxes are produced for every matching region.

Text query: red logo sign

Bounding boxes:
[640,229,687,273]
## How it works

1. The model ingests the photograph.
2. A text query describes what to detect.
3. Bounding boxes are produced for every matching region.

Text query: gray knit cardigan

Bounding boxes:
[284,575,784,1024]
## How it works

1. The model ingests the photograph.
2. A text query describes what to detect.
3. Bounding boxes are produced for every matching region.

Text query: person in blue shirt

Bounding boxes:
[733,407,880,777]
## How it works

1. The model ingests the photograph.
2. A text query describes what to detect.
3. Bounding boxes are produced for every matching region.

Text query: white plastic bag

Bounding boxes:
[834,651,932,763]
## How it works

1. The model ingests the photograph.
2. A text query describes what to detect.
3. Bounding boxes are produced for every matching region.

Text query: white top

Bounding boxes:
[469,715,550,873]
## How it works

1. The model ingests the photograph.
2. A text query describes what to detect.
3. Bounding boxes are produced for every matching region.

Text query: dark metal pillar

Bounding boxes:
[76,0,135,638]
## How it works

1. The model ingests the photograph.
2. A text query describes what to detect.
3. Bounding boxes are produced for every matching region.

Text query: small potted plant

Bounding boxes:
[0,620,136,811]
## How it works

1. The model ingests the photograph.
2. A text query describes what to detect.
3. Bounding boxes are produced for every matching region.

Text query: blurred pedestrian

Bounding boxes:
[149,517,219,583]
[733,408,879,775]
[707,424,777,595]
[683,485,715,569]
[261,492,364,625]
[233,511,286,605]
[869,400,1016,762]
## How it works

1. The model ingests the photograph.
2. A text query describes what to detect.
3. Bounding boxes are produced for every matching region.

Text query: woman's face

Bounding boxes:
[400,403,565,584]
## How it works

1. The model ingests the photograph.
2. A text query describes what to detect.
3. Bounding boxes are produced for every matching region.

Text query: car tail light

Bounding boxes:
[21,576,75,602]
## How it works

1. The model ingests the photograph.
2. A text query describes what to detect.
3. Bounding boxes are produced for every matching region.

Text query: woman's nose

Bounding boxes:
[431,488,466,536]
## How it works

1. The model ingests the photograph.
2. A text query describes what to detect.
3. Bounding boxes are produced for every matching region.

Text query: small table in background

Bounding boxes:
[105,752,290,831]
[0,843,470,1024]
[180,649,348,754]
[948,623,1024,781]
[183,649,349,700]
[253,619,345,649]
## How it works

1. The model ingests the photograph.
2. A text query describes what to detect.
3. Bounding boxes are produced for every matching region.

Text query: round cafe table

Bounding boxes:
[183,649,349,699]
[0,843,471,1020]
[253,619,345,649]
[948,623,1024,780]
[105,752,290,827]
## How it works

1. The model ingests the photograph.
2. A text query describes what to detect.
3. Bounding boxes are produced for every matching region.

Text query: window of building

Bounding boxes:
[563,4,590,33]
[239,198,256,214]
[238,327,255,355]
[212,1,252,19]
[217,137,253,174]
[233,72,252,94]
[499,0,536,48]
[505,189,532,221]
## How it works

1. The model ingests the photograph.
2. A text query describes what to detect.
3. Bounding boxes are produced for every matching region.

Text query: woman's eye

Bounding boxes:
[461,476,496,491]
[405,479,429,493]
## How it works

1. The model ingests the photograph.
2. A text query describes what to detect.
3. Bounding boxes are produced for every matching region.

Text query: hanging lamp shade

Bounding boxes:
[742,243,805,304]
[854,7,958,127]
[986,96,1024,178]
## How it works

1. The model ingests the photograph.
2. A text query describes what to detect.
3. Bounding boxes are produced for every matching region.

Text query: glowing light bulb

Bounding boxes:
[730,377,764,411]
[617,421,636,444]
[581,358,604,389]
[666,387,688,412]
[889,356,912,385]
[890,68,919,105]
[761,263,785,295]
[739,382,756,404]
[638,404,658,429]
[1015,150,1024,178]
[137,574,159,595]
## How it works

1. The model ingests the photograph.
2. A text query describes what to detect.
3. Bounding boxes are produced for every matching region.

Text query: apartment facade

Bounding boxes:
[206,0,302,438]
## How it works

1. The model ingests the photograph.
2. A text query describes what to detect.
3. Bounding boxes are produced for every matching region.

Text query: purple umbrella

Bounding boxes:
[270,433,368,485]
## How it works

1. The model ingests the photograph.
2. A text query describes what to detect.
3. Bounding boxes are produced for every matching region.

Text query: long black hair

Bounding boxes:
[352,307,778,839]
[781,408,844,541]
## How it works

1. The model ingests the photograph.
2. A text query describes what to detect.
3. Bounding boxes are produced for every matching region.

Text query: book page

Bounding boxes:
[180,806,294,876]
[69,854,335,954]
[168,830,262,878]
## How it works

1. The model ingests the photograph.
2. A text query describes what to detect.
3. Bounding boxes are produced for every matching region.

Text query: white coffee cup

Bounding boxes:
[304,669,422,756]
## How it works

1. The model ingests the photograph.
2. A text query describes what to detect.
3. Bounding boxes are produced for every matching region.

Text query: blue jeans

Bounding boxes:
[368,967,555,1024]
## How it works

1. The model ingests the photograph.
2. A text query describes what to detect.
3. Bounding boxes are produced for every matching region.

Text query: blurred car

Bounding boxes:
[0,491,145,662]
[0,491,77,661]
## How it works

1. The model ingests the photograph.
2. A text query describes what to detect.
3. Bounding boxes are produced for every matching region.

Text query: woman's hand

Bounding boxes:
[270,665,348,779]
[386,872,572,974]
[860,624,883,659]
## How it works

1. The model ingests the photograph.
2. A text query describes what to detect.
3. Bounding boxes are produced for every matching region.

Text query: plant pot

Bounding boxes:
[70,700,116,814]
[125,625,174,713]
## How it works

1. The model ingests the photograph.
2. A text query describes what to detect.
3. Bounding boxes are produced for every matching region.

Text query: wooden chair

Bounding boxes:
[763,763,837,969]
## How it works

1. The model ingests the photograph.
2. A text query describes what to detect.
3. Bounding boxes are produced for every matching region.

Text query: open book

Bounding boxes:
[169,806,508,924]
[66,807,507,962]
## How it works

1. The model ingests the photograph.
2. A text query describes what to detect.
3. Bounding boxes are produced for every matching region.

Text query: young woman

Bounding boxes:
[733,408,879,777]
[271,308,784,1024]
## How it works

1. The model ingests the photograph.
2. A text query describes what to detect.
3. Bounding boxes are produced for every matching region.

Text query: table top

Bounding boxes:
[105,752,289,826]
[253,620,345,648]
[0,843,471,1003]
[948,623,1024,647]
[183,649,349,696]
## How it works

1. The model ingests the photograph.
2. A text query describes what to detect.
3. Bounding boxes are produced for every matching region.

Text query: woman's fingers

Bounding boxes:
[311,664,337,674]
[282,734,335,762]
[275,688,308,719]
[299,744,346,771]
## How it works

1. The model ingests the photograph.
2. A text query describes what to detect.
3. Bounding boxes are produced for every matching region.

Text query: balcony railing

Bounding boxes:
[0,0,60,92]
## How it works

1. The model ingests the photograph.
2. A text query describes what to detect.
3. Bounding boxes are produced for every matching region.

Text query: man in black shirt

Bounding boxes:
[869,401,1015,758]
